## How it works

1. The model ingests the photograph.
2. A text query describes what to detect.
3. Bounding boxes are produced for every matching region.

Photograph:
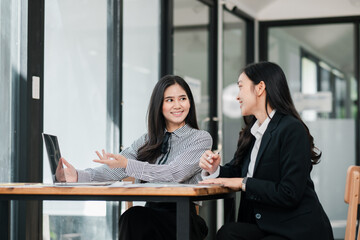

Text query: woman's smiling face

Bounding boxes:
[236,72,258,116]
[162,83,190,132]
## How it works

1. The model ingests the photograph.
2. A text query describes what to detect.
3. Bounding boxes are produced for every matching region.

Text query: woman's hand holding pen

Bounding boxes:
[93,149,128,168]
[199,150,221,175]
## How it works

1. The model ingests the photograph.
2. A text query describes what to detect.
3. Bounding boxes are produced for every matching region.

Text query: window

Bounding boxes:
[43,1,117,238]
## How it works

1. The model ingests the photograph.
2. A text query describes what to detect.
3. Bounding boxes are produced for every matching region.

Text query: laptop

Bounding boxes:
[42,133,115,186]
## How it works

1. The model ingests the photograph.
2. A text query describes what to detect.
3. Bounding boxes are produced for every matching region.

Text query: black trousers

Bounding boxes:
[118,202,208,240]
[217,222,288,240]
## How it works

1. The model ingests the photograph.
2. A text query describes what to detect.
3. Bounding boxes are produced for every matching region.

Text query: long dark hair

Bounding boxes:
[234,61,321,165]
[137,75,199,163]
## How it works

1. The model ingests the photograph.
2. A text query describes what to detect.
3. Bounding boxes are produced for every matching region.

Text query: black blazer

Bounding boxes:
[220,112,334,240]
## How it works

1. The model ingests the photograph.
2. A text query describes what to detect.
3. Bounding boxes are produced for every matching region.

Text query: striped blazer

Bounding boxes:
[77,124,212,184]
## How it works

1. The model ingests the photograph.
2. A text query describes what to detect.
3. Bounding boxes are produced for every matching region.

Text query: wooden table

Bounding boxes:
[0,183,235,240]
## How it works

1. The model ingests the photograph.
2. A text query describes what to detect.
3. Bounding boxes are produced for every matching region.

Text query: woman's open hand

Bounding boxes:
[93,149,128,169]
[199,178,243,191]
[55,157,78,182]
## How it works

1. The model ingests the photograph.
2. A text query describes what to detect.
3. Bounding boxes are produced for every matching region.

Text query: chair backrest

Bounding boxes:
[344,165,360,240]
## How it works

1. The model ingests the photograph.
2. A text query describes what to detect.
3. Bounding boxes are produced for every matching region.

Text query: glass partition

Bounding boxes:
[0,0,20,183]
[122,0,160,149]
[222,10,247,165]
[43,1,116,239]
[301,56,318,121]
[174,0,209,129]
[269,23,356,238]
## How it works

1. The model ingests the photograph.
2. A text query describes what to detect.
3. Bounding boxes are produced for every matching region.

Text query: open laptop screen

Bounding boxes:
[43,133,61,182]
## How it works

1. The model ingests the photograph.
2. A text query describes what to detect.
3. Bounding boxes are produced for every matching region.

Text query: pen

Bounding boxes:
[213,145,222,156]
[207,148,221,160]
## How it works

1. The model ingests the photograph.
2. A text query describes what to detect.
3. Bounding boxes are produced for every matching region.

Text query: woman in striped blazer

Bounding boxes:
[58,75,212,240]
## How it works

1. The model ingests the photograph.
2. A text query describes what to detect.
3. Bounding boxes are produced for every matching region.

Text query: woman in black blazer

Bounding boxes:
[200,62,333,240]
